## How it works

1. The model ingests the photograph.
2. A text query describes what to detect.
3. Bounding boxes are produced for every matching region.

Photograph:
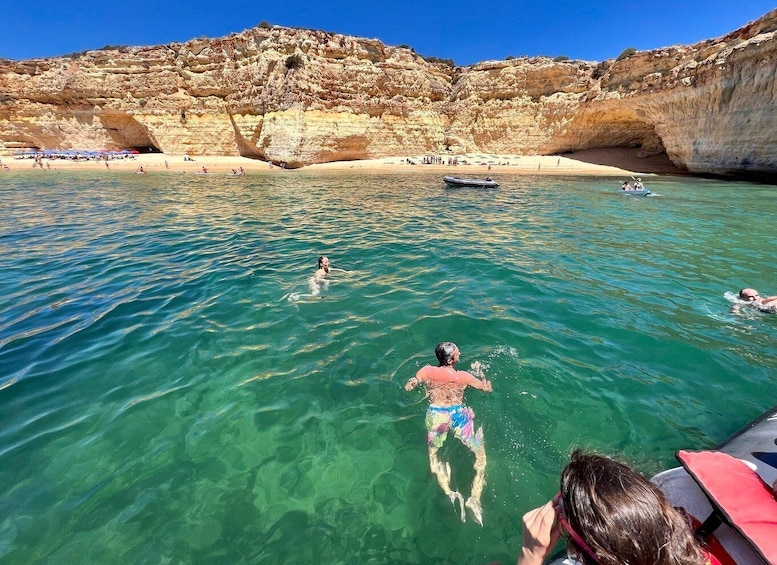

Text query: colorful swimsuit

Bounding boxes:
[425,404,484,450]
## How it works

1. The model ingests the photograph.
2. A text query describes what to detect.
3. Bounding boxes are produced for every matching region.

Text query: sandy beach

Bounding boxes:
[0,148,685,177]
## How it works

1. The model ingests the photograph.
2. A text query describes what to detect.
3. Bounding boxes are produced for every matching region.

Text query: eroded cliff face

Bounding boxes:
[1,11,776,177]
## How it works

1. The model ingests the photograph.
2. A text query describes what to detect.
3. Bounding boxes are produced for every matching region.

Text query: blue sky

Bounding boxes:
[1,1,775,65]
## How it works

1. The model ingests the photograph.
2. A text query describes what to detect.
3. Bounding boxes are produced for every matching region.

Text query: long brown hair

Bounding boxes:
[560,450,706,565]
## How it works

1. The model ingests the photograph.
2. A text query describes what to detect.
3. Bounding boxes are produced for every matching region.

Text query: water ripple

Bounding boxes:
[0,172,775,563]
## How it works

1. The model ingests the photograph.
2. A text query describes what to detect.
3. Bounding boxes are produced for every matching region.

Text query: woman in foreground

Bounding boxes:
[518,450,719,565]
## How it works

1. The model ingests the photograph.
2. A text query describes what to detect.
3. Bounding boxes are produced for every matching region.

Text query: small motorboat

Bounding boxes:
[443,176,499,188]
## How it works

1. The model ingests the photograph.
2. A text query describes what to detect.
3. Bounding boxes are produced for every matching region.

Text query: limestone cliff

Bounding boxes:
[1,11,776,178]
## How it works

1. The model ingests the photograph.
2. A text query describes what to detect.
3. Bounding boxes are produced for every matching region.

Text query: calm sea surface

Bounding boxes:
[1,170,776,564]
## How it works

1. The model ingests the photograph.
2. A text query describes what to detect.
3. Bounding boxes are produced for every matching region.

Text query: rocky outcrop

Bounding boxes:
[1,11,776,178]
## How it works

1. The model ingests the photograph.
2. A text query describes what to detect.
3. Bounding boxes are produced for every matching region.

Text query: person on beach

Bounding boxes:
[404,342,492,526]
[738,288,777,313]
[517,450,721,565]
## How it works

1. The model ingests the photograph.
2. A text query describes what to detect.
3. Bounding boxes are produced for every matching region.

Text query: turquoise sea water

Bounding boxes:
[1,170,776,564]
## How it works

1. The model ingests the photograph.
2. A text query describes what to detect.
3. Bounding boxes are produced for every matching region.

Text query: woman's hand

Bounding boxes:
[517,500,561,565]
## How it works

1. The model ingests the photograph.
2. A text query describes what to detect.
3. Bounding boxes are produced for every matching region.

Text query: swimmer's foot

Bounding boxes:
[465,496,483,527]
[449,491,466,523]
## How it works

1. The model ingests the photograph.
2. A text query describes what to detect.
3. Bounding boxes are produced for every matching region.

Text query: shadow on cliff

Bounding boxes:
[566,147,689,176]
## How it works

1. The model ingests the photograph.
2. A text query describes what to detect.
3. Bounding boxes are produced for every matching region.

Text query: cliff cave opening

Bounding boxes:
[557,112,688,175]
[99,114,162,155]
[562,146,687,175]
[127,145,162,154]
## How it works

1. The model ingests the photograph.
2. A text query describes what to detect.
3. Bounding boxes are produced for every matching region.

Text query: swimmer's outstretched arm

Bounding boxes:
[466,361,492,392]
[516,500,561,565]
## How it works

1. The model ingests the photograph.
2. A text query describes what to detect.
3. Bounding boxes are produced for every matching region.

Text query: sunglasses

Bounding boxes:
[553,493,602,565]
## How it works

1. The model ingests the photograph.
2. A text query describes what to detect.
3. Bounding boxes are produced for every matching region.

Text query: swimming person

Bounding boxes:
[314,256,332,281]
[306,256,351,296]
[517,450,720,565]
[404,342,492,525]
[738,288,777,313]
[314,256,350,281]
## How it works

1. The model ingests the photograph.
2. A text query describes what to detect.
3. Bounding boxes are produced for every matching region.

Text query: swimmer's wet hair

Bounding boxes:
[435,342,457,366]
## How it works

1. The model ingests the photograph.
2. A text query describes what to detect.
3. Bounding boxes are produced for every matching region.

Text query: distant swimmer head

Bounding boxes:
[739,288,759,302]
[318,256,330,272]
[435,342,459,366]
